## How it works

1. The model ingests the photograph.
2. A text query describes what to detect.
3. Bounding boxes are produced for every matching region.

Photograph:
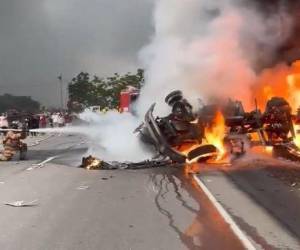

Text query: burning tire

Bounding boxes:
[187,144,217,162]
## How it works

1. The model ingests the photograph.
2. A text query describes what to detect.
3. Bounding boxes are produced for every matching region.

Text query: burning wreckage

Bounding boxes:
[81,90,300,170]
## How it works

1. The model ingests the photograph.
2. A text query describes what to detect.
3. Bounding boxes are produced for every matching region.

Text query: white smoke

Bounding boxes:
[34,110,153,162]
[77,110,153,162]
[137,0,292,114]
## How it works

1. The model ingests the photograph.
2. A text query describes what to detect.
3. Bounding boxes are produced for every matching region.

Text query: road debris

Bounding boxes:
[4,199,38,207]
[80,155,175,170]
[77,185,89,190]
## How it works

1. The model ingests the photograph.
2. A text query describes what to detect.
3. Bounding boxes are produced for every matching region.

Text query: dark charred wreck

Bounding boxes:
[80,90,300,170]
[136,90,300,164]
[135,90,217,164]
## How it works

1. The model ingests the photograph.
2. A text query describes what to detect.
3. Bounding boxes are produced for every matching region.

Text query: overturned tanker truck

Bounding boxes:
[135,90,300,163]
[81,90,300,169]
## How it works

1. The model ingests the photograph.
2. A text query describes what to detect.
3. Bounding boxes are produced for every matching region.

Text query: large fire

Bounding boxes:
[170,60,300,166]
[177,111,227,164]
[253,60,300,112]
[205,111,227,162]
[253,60,300,148]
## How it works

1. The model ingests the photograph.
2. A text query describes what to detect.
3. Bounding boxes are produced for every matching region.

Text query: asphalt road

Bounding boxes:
[0,134,299,249]
[0,134,245,250]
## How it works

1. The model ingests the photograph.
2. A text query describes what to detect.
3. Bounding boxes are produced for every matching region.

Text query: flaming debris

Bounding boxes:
[253,61,300,112]
[80,155,174,170]
[81,80,300,169]
[81,155,103,170]
[204,111,227,162]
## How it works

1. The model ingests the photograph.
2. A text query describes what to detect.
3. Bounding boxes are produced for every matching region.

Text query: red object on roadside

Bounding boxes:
[119,91,131,112]
[119,86,139,113]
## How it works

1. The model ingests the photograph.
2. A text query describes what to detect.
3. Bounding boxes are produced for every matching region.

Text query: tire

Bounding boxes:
[187,144,217,161]
[165,90,183,106]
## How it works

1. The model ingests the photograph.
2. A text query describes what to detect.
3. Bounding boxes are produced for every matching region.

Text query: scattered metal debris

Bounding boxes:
[80,155,175,170]
[272,144,300,162]
[4,199,38,207]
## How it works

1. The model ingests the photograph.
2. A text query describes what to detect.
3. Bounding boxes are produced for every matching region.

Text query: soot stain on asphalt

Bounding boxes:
[149,167,245,250]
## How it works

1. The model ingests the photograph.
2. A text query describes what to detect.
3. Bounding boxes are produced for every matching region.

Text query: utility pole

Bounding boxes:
[58,74,63,111]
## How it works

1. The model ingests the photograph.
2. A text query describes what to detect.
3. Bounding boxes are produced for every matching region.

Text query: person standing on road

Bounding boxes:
[49,114,54,128]
[32,115,40,136]
[58,113,65,127]
[0,113,9,135]
[52,113,59,127]
[40,114,47,129]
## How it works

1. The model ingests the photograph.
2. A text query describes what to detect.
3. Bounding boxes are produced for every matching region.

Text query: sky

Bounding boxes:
[1,0,300,108]
[0,0,154,106]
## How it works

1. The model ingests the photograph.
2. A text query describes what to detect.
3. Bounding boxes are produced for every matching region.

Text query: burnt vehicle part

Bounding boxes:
[262,97,295,143]
[137,104,187,163]
[187,144,218,162]
[224,134,246,158]
[209,97,295,145]
[80,155,176,170]
[225,97,300,161]
[199,96,300,161]
[165,90,195,122]
[272,143,300,162]
[136,91,216,163]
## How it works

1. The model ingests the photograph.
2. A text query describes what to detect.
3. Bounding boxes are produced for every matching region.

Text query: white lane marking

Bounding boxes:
[26,156,59,170]
[26,140,86,171]
[26,140,87,171]
[193,175,256,250]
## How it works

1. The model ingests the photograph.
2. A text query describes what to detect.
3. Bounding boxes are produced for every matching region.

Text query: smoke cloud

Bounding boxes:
[78,110,153,161]
[41,0,299,162]
[137,0,294,114]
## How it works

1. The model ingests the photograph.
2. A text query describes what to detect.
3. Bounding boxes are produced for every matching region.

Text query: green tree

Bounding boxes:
[68,69,144,111]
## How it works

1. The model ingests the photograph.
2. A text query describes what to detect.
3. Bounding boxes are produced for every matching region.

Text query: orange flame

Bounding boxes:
[252,60,300,112]
[205,111,227,162]
[294,124,300,148]
[252,60,300,147]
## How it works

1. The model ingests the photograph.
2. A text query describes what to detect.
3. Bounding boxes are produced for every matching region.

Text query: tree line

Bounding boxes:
[0,94,40,113]
[68,69,144,112]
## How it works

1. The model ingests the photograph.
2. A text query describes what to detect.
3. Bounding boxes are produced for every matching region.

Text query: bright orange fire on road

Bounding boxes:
[177,111,228,165]
[205,111,227,162]
[252,60,300,147]
[294,124,300,148]
[182,60,300,166]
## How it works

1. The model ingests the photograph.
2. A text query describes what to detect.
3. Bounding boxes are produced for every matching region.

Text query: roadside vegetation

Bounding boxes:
[68,69,144,112]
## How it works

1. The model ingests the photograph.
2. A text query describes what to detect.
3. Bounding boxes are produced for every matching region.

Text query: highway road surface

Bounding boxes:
[0,133,299,250]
